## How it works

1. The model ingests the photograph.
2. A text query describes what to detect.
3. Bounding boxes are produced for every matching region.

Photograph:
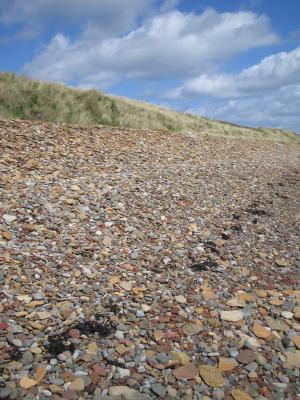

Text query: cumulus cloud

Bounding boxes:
[0,0,155,40]
[171,46,300,132]
[175,46,300,98]
[23,8,279,88]
[190,84,300,132]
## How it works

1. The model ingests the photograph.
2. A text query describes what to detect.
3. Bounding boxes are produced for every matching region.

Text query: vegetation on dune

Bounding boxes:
[0,72,299,143]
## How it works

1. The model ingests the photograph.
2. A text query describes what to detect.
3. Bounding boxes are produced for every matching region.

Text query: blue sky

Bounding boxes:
[1,0,300,132]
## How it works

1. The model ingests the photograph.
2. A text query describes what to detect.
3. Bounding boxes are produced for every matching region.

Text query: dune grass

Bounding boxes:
[0,72,299,143]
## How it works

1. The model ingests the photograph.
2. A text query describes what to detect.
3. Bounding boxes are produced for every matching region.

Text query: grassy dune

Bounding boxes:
[0,72,299,142]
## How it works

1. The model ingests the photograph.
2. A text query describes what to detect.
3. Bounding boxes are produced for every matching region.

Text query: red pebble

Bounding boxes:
[93,365,107,377]
[0,322,8,330]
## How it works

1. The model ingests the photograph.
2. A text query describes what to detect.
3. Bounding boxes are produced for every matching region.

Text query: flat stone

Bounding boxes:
[252,322,271,339]
[103,236,112,247]
[37,311,51,320]
[173,364,199,380]
[115,344,128,355]
[3,214,17,223]
[183,322,202,335]
[220,310,243,322]
[226,298,246,308]
[108,386,139,400]
[141,304,151,312]
[218,357,238,372]
[274,258,289,267]
[119,281,132,291]
[153,330,164,341]
[151,383,167,398]
[264,317,289,332]
[281,311,293,319]
[118,368,131,379]
[93,365,107,376]
[169,351,190,365]
[199,365,224,387]
[231,389,253,400]
[237,350,256,364]
[237,292,255,302]
[69,378,85,391]
[86,342,98,355]
[292,336,300,349]
[19,376,38,389]
[284,351,300,368]
[21,351,34,366]
[1,230,12,240]
[69,329,80,339]
[35,365,47,382]
[175,295,187,304]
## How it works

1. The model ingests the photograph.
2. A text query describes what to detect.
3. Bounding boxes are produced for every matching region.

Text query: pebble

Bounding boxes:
[220,310,243,322]
[151,383,167,398]
[231,389,253,400]
[0,119,299,399]
[199,365,225,387]
[237,350,256,364]
[173,364,199,380]
[69,378,85,391]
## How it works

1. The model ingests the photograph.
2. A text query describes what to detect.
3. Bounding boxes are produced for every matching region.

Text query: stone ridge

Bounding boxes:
[0,119,299,399]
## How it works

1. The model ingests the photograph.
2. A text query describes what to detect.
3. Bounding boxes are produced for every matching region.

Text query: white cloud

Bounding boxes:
[191,84,300,132]
[0,0,155,40]
[23,8,279,88]
[176,46,300,98]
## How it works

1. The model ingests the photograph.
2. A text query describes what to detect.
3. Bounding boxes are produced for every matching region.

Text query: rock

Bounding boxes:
[237,350,256,364]
[37,311,51,319]
[292,336,300,349]
[226,298,246,308]
[3,214,17,223]
[218,357,238,372]
[141,304,151,312]
[119,281,132,291]
[1,231,12,240]
[284,351,300,368]
[274,258,289,267]
[103,236,112,247]
[212,388,225,400]
[220,310,243,322]
[231,389,253,400]
[86,342,98,355]
[69,378,85,391]
[21,351,34,366]
[183,322,202,335]
[237,292,255,302]
[82,267,95,279]
[169,351,190,365]
[264,317,289,332]
[199,365,224,387]
[35,365,47,382]
[69,329,80,338]
[118,368,131,379]
[167,386,177,398]
[136,310,145,318]
[115,344,128,355]
[251,322,271,339]
[151,383,167,398]
[108,386,139,400]
[93,365,107,376]
[153,330,164,341]
[173,364,199,380]
[281,311,293,319]
[19,376,38,389]
[175,295,187,304]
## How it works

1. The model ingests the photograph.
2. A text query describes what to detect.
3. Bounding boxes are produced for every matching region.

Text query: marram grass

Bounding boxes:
[0,72,299,143]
